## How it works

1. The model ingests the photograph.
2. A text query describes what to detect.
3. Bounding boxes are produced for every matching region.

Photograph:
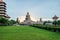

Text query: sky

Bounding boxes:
[4,0,60,21]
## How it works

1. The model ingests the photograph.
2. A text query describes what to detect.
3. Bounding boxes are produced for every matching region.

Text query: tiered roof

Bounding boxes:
[0,0,10,19]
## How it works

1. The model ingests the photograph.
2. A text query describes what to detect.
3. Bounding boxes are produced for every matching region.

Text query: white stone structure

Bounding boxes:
[17,12,43,25]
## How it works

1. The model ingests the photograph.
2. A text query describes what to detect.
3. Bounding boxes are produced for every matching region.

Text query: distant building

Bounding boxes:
[17,12,43,25]
[0,0,10,19]
[44,21,53,25]
[52,15,59,21]
[20,12,35,25]
[36,18,43,24]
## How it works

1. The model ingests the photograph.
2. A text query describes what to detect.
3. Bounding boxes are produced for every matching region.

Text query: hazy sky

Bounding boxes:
[4,0,60,20]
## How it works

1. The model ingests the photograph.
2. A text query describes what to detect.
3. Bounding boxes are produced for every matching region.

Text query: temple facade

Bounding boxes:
[17,12,43,25]
[0,0,10,19]
[21,12,34,25]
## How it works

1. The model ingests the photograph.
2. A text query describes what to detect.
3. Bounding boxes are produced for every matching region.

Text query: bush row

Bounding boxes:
[30,25,60,32]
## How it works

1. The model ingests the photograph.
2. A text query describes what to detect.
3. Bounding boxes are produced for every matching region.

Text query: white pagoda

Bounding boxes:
[17,12,43,25]
[20,12,34,25]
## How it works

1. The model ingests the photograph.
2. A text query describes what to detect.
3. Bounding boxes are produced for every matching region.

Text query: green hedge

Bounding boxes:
[30,24,60,32]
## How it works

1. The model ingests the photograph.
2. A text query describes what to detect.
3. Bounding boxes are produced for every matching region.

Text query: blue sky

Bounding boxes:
[4,0,60,20]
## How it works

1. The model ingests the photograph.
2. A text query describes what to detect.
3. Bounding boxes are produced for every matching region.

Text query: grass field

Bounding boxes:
[0,26,60,40]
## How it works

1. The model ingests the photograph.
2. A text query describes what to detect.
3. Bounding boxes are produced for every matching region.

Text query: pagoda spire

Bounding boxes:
[0,0,10,19]
[0,0,3,2]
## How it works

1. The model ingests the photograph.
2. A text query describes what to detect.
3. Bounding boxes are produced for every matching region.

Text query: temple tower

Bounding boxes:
[40,18,42,22]
[0,0,10,19]
[25,12,31,21]
[21,12,33,25]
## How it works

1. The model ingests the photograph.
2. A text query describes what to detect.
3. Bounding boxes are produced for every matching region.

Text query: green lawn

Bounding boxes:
[0,26,60,40]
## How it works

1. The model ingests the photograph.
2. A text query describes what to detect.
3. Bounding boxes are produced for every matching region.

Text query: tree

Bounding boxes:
[0,17,9,26]
[43,21,47,25]
[57,20,60,25]
[53,21,57,25]
[9,20,17,25]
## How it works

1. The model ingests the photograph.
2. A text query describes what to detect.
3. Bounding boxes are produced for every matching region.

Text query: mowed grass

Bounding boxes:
[0,26,60,40]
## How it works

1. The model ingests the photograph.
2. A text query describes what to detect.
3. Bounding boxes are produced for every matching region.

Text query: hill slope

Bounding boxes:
[0,26,60,40]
